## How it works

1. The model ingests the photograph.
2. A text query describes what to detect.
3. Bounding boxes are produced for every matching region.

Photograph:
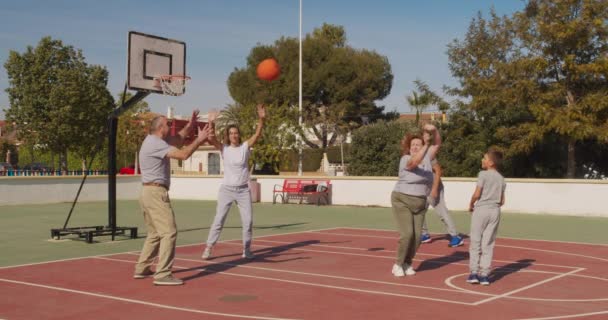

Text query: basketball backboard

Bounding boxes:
[128,31,186,94]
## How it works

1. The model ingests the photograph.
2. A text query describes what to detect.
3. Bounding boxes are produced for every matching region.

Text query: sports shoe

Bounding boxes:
[201,246,213,260]
[466,273,479,284]
[391,264,405,277]
[403,264,416,276]
[448,235,464,247]
[479,275,490,286]
[133,269,154,279]
[420,233,432,244]
[242,248,254,259]
[153,275,184,286]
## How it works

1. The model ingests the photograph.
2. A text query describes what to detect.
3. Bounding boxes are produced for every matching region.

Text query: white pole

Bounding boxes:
[297,0,303,176]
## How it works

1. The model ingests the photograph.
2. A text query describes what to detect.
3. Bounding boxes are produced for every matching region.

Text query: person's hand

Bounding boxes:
[196,124,211,143]
[207,109,219,124]
[257,104,266,120]
[468,205,474,213]
[423,131,432,145]
[423,124,436,132]
[188,109,200,132]
[430,189,438,201]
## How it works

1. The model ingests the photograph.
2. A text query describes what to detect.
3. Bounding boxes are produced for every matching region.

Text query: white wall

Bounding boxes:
[0,176,141,205]
[170,176,608,217]
[1,175,607,217]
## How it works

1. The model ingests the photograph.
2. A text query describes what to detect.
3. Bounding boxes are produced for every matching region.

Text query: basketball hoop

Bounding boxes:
[153,74,190,96]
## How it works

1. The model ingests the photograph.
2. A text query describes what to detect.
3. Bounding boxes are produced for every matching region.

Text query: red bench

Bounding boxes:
[273,179,331,205]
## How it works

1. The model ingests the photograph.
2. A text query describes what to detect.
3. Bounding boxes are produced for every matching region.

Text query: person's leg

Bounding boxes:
[404,196,427,266]
[206,185,235,246]
[134,188,159,276]
[479,208,501,281]
[235,186,253,255]
[144,187,177,281]
[468,208,489,277]
[391,192,414,268]
[435,188,459,237]
[420,209,432,243]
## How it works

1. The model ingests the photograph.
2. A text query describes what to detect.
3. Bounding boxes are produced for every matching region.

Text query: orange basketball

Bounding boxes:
[256,58,281,81]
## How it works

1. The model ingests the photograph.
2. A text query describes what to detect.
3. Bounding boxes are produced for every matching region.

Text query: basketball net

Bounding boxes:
[153,75,191,96]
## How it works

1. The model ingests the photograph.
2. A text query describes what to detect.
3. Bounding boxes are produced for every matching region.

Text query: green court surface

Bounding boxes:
[1,200,606,267]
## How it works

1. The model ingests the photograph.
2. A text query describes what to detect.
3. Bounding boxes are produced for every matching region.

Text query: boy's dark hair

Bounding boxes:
[487,148,503,168]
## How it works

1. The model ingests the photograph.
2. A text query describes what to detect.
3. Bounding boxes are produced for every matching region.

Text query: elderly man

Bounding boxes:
[134,110,210,286]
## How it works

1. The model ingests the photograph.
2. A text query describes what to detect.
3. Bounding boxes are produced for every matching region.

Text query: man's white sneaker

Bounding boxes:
[391,264,405,277]
[201,246,212,260]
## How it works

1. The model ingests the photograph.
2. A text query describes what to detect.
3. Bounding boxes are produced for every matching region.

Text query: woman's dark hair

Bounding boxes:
[224,125,241,144]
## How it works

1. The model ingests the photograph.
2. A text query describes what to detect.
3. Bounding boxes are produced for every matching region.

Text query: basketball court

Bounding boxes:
[1,227,606,319]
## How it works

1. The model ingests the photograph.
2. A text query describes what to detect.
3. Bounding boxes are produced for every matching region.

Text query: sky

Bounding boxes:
[0,0,523,119]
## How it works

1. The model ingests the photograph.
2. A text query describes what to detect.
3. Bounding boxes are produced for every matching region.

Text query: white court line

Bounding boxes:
[0,227,341,270]
[471,268,586,305]
[251,239,581,270]
[97,256,476,306]
[515,310,608,320]
[495,244,608,263]
[0,277,299,320]
[338,227,608,247]
[224,240,579,274]
[138,254,470,294]
[305,231,607,264]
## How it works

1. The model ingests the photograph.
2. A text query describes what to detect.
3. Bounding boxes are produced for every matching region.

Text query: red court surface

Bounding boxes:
[1,227,607,320]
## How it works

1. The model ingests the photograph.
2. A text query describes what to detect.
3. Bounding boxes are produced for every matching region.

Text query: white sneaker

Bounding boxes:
[391,264,405,277]
[201,246,212,260]
[242,248,254,259]
[403,264,416,276]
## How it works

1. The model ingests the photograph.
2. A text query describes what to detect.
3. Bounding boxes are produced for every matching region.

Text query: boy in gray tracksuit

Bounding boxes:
[467,149,506,286]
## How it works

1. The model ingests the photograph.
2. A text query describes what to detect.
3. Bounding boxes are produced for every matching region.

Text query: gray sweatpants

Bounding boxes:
[469,206,501,276]
[422,187,458,237]
[206,184,253,249]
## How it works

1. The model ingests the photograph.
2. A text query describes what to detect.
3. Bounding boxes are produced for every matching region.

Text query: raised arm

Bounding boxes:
[423,123,441,160]
[203,110,223,151]
[246,104,265,147]
[166,124,210,160]
[167,109,199,147]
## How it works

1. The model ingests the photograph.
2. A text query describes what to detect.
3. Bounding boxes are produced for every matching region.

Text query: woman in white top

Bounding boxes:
[202,104,265,260]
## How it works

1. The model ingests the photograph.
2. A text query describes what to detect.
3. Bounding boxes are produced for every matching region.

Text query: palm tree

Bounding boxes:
[406,80,433,126]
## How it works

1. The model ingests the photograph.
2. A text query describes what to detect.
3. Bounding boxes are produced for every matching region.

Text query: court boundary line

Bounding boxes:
[197,241,590,277]
[470,267,585,305]
[0,227,341,270]
[96,256,477,306]
[444,273,608,302]
[0,277,299,320]
[249,238,581,270]
[514,310,608,320]
[337,227,608,247]
[306,230,607,263]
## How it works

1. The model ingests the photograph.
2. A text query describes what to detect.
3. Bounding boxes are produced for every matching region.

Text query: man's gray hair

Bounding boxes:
[150,116,167,133]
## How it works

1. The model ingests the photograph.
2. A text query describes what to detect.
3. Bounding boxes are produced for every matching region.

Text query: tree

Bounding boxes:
[348,120,416,176]
[4,37,115,171]
[406,80,435,126]
[116,92,150,167]
[447,1,608,178]
[227,23,394,150]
